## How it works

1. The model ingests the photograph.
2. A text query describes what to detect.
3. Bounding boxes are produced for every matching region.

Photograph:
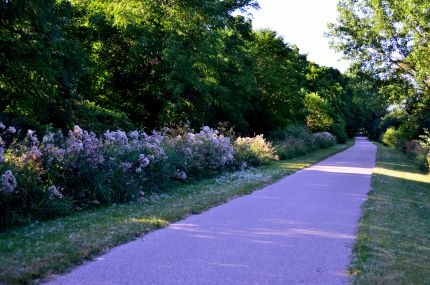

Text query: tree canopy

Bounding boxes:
[1,0,410,140]
[329,0,430,139]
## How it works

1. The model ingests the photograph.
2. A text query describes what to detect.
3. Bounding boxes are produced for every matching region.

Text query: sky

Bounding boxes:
[243,0,350,72]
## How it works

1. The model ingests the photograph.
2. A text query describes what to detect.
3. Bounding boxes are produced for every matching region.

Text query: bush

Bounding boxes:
[271,125,338,160]
[415,149,429,171]
[270,124,315,143]
[402,140,421,156]
[382,128,430,172]
[416,130,430,171]
[0,127,74,226]
[0,123,278,228]
[166,126,234,179]
[233,135,278,167]
[270,125,315,159]
[404,140,430,172]
[330,122,348,143]
[274,137,311,160]
[381,127,400,147]
[313,132,336,148]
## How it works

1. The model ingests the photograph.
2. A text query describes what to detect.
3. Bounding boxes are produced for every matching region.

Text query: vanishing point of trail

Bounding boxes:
[47,138,376,285]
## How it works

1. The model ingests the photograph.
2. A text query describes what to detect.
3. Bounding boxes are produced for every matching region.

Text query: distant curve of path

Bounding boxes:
[47,137,376,285]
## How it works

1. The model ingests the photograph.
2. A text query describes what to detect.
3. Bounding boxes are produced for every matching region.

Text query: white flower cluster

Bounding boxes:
[0,122,16,134]
[313,132,336,143]
[48,185,63,199]
[313,131,336,141]
[234,135,278,166]
[1,170,17,194]
[168,126,235,176]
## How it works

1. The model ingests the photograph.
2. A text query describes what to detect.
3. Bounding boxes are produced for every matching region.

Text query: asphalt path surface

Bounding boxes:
[47,137,376,285]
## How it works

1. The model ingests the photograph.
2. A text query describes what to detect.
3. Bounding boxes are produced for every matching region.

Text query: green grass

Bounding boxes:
[350,143,430,284]
[0,142,352,285]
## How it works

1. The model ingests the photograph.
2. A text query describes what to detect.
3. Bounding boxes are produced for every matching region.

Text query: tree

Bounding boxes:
[343,70,388,137]
[0,0,88,129]
[329,0,430,136]
[305,64,349,141]
[249,30,308,134]
[0,0,358,139]
[304,92,333,132]
[68,0,259,131]
[329,0,430,92]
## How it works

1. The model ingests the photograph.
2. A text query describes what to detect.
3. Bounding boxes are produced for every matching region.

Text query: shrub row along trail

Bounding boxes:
[47,138,376,285]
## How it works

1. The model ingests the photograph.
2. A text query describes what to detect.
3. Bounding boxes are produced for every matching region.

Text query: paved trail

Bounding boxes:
[47,138,376,285]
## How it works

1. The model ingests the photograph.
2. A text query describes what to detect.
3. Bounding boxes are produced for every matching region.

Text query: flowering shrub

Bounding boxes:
[313,132,336,148]
[0,123,277,227]
[233,135,278,167]
[167,126,234,178]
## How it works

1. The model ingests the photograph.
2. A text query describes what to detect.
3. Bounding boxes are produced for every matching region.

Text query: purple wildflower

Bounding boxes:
[138,154,150,167]
[0,147,4,163]
[43,132,55,144]
[129,131,139,140]
[1,170,17,194]
[120,162,132,173]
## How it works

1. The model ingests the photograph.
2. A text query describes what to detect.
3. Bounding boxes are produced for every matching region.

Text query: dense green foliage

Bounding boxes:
[270,125,337,160]
[2,0,426,145]
[1,0,358,138]
[0,0,88,130]
[330,0,430,170]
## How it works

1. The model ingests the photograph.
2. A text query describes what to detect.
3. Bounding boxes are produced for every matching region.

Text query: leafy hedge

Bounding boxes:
[271,125,337,160]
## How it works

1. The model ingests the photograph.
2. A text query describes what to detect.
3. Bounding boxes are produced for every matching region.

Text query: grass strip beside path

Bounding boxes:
[350,143,430,284]
[0,142,352,285]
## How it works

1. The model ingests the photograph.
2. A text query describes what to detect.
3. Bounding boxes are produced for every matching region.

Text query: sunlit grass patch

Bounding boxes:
[350,143,430,284]
[0,142,352,285]
[373,166,430,184]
